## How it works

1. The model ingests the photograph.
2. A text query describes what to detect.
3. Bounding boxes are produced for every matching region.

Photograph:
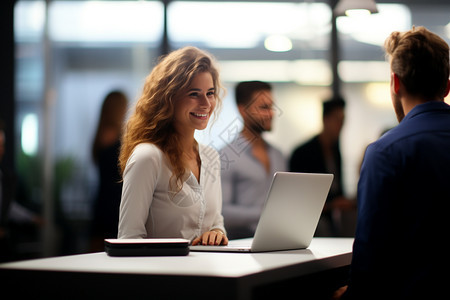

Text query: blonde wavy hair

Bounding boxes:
[119,46,225,189]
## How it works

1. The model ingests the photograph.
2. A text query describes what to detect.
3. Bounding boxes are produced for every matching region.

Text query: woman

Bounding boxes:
[118,47,228,246]
[91,90,128,251]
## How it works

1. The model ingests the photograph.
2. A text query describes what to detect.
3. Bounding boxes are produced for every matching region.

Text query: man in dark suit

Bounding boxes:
[336,26,450,299]
[289,97,354,236]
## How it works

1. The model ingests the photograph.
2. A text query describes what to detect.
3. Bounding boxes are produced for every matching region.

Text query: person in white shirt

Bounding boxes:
[118,47,228,246]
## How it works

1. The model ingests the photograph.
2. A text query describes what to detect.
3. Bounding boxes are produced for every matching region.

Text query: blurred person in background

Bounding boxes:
[220,81,286,239]
[90,91,128,252]
[289,97,354,237]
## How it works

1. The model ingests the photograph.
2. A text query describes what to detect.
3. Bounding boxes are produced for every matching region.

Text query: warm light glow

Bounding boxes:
[290,60,332,86]
[168,2,331,48]
[338,61,390,82]
[337,4,411,46]
[365,83,392,109]
[345,9,371,17]
[334,0,378,16]
[219,60,331,86]
[264,35,293,52]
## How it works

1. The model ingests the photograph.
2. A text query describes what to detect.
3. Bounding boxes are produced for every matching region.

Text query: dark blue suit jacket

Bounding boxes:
[345,101,450,299]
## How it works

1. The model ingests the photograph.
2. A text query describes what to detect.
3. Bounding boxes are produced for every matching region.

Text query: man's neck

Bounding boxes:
[318,131,335,148]
[241,127,264,146]
[402,97,427,117]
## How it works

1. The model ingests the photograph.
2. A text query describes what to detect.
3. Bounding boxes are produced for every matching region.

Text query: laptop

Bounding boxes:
[190,172,333,253]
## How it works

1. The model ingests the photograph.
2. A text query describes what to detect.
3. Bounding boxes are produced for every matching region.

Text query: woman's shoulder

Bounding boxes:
[129,143,164,164]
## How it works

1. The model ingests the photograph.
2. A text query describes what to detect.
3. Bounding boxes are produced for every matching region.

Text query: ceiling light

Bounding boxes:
[344,9,372,18]
[336,4,410,46]
[264,35,293,52]
[334,0,378,17]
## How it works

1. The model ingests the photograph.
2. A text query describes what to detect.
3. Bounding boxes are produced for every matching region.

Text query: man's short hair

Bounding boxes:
[384,26,449,101]
[235,81,272,106]
[323,96,345,118]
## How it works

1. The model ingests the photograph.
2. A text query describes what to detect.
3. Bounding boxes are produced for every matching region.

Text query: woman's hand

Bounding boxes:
[192,230,228,246]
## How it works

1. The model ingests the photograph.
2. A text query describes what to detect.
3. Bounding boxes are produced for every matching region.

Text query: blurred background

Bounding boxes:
[1,0,449,259]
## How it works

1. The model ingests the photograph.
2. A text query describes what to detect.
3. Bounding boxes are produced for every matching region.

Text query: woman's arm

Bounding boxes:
[118,144,162,239]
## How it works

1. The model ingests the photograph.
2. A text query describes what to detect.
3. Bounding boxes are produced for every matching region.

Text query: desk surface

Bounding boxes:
[0,238,353,278]
[0,238,353,299]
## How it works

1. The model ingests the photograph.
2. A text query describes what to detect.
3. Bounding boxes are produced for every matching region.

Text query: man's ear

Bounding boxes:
[392,73,401,94]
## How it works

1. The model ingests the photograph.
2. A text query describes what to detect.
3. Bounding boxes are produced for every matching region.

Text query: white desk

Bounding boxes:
[0,238,353,299]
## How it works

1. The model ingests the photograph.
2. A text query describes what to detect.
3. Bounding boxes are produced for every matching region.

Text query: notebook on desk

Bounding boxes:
[190,172,333,253]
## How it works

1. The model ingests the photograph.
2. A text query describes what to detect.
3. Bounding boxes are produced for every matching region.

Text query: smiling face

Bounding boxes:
[173,71,216,135]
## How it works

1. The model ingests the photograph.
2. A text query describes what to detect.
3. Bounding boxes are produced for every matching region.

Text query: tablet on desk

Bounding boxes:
[104,238,190,256]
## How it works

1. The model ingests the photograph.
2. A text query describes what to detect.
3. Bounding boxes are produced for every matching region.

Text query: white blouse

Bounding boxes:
[118,142,226,241]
